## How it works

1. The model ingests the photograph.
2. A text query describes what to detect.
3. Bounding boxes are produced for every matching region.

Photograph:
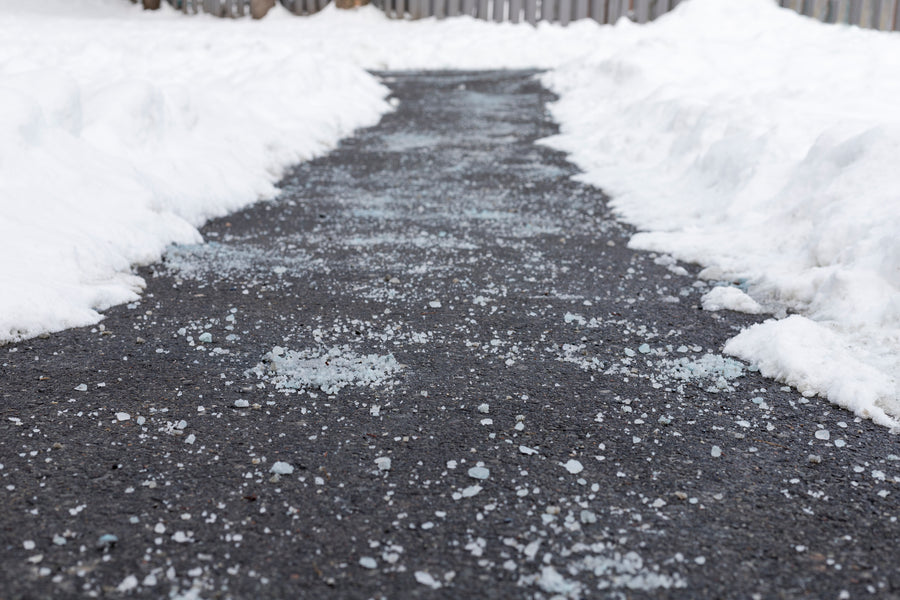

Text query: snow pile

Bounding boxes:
[0,1,390,341]
[251,345,402,394]
[543,0,900,426]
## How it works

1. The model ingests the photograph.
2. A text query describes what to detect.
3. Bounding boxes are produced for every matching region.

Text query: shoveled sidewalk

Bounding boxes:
[1,70,897,599]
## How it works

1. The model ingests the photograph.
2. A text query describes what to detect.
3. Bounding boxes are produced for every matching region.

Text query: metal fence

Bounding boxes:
[166,0,329,16]
[377,0,900,30]
[781,0,899,29]
[146,0,900,29]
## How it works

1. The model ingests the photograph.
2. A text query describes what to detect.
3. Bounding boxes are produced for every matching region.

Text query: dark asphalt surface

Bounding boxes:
[2,71,899,599]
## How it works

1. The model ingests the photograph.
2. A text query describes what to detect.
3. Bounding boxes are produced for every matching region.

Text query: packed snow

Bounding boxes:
[1,0,899,426]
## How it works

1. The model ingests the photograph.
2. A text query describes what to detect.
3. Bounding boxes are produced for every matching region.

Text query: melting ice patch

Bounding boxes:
[162,242,318,281]
[249,345,402,395]
[662,354,747,393]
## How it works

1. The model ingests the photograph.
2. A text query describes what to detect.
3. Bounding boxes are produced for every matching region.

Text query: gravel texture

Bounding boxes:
[1,70,899,599]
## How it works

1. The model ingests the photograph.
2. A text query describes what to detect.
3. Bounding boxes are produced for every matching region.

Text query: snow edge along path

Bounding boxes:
[0,3,392,343]
[542,0,900,428]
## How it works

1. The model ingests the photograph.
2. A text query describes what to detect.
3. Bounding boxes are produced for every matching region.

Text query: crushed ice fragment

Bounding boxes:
[270,461,294,475]
[711,446,722,458]
[375,457,392,471]
[562,459,584,474]
[171,531,192,543]
[117,575,139,593]
[468,466,490,480]
[477,403,490,414]
[814,429,830,440]
[96,534,118,550]
[115,412,130,421]
[415,571,442,589]
[580,510,597,524]
[461,485,482,498]
[359,556,377,569]
[74,384,87,392]
[198,332,213,344]
[638,344,651,354]
[519,445,538,456]
[234,399,250,408]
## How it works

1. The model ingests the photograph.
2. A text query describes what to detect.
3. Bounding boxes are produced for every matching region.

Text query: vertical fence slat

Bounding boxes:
[509,0,522,21]
[541,0,555,21]
[447,0,460,15]
[871,0,884,27]
[462,0,475,15]
[589,0,607,22]
[574,0,588,19]
[558,0,572,24]
[493,0,506,20]
[654,0,670,18]
[477,0,489,18]
[848,0,863,23]
[635,0,649,22]
[524,0,537,22]
[607,0,621,22]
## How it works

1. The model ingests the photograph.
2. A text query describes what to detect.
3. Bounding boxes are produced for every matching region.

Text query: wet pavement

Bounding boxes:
[1,70,899,599]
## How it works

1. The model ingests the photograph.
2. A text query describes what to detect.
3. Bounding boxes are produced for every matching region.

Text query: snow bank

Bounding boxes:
[0,1,390,340]
[543,0,900,426]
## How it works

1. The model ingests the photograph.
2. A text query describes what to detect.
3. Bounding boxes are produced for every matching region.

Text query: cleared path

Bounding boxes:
[1,71,898,599]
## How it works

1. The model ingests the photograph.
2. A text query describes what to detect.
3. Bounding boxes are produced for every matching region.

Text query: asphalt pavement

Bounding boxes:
[2,70,899,599]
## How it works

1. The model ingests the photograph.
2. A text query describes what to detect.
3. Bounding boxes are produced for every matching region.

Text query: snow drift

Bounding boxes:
[543,0,900,427]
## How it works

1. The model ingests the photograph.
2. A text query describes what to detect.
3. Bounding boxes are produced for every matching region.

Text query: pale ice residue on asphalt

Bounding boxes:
[518,544,685,597]
[662,354,747,393]
[163,242,319,282]
[249,345,402,395]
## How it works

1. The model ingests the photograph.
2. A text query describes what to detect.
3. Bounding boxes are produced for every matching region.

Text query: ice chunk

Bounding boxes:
[270,461,294,475]
[701,287,765,315]
[468,466,490,480]
[562,459,584,474]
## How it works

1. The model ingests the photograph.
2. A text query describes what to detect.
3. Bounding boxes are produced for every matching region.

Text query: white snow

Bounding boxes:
[701,286,765,315]
[543,0,900,426]
[2,0,899,426]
